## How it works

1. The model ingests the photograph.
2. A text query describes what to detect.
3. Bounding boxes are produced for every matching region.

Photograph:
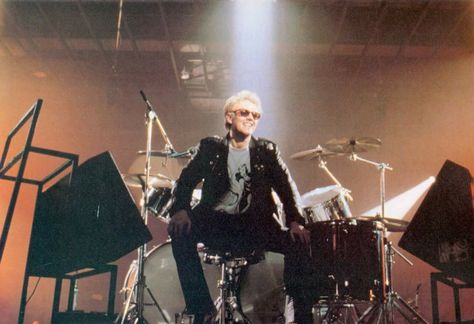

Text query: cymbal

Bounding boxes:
[137,150,191,158]
[128,155,186,181]
[291,145,343,161]
[324,137,382,154]
[123,173,174,189]
[357,215,409,232]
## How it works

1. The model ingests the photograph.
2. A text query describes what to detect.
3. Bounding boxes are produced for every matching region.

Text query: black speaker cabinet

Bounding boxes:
[28,151,152,276]
[399,160,474,284]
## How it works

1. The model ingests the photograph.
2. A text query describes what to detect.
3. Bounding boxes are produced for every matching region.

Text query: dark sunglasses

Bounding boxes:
[232,109,261,120]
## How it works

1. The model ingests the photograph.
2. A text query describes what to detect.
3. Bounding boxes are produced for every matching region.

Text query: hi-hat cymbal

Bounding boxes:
[357,215,409,232]
[291,145,343,161]
[123,173,174,189]
[325,137,382,154]
[128,155,186,181]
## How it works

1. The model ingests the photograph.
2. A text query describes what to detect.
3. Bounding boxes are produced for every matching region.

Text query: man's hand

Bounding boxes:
[167,210,192,238]
[289,221,310,245]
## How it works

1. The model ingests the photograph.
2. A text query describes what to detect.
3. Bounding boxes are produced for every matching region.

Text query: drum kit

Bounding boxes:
[118,92,427,324]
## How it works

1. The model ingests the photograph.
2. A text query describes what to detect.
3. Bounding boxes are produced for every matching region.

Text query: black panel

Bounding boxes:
[399,160,474,284]
[28,151,152,276]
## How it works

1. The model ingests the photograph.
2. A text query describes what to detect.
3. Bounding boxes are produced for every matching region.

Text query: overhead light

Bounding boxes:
[180,66,190,80]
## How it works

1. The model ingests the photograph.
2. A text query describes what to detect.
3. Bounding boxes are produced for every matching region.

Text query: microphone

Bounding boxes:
[170,147,196,158]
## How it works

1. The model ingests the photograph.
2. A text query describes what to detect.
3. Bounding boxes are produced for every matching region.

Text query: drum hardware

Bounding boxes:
[357,215,409,233]
[121,90,181,324]
[356,240,428,324]
[202,251,265,324]
[137,149,193,159]
[335,144,428,323]
[313,300,364,324]
[347,152,392,221]
[317,158,354,202]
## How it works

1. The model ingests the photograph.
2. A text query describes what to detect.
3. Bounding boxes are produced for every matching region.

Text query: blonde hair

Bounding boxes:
[223,90,262,130]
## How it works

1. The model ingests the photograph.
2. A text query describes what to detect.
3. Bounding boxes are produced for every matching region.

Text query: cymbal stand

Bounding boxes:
[350,153,428,323]
[317,156,353,201]
[122,91,176,324]
[348,153,392,219]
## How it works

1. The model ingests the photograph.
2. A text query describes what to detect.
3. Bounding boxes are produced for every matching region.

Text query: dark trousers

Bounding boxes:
[170,205,316,323]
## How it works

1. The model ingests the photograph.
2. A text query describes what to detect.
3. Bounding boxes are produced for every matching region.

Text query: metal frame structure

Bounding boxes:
[0,101,119,323]
[430,272,474,324]
[0,99,80,260]
[1,1,472,98]
[0,99,84,323]
[49,264,117,323]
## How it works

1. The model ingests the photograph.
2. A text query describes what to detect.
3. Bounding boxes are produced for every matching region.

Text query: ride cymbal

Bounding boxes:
[325,137,382,154]
[291,145,343,161]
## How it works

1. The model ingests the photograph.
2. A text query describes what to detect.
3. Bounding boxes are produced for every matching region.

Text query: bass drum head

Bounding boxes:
[141,242,221,323]
[123,244,286,323]
[239,252,286,324]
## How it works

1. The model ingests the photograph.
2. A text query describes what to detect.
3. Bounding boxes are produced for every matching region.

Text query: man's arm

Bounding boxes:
[266,142,304,225]
[169,139,209,216]
[266,142,310,244]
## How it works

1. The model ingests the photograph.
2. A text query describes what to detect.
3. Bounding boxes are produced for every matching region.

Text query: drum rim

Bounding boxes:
[144,240,172,258]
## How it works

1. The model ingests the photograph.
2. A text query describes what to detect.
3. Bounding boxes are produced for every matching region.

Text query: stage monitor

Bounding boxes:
[28,151,152,276]
[399,160,474,284]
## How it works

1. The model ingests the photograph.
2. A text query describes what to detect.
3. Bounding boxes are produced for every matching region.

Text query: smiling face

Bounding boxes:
[225,99,262,139]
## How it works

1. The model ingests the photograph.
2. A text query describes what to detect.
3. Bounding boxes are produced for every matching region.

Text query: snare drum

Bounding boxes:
[301,185,352,223]
[310,219,384,301]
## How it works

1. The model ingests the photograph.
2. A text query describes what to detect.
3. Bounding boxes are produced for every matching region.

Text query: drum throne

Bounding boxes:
[201,249,265,324]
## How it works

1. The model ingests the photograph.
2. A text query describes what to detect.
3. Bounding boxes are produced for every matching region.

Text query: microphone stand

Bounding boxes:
[140,90,176,154]
[124,91,175,324]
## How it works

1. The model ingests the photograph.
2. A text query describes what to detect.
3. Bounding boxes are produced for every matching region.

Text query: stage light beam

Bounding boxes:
[362,176,436,220]
[232,0,275,93]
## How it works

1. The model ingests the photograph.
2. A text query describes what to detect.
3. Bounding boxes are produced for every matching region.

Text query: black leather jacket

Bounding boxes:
[170,134,305,226]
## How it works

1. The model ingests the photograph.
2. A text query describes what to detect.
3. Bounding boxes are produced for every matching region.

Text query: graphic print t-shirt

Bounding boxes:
[214,146,251,214]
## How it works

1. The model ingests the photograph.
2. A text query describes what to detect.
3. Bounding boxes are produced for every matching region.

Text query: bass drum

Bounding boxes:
[239,251,286,323]
[122,242,285,324]
[122,241,220,323]
[309,219,384,301]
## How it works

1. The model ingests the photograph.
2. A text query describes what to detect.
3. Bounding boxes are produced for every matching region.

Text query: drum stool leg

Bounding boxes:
[214,258,253,324]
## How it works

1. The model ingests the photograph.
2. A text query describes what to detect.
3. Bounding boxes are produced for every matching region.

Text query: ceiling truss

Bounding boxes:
[1,0,472,98]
